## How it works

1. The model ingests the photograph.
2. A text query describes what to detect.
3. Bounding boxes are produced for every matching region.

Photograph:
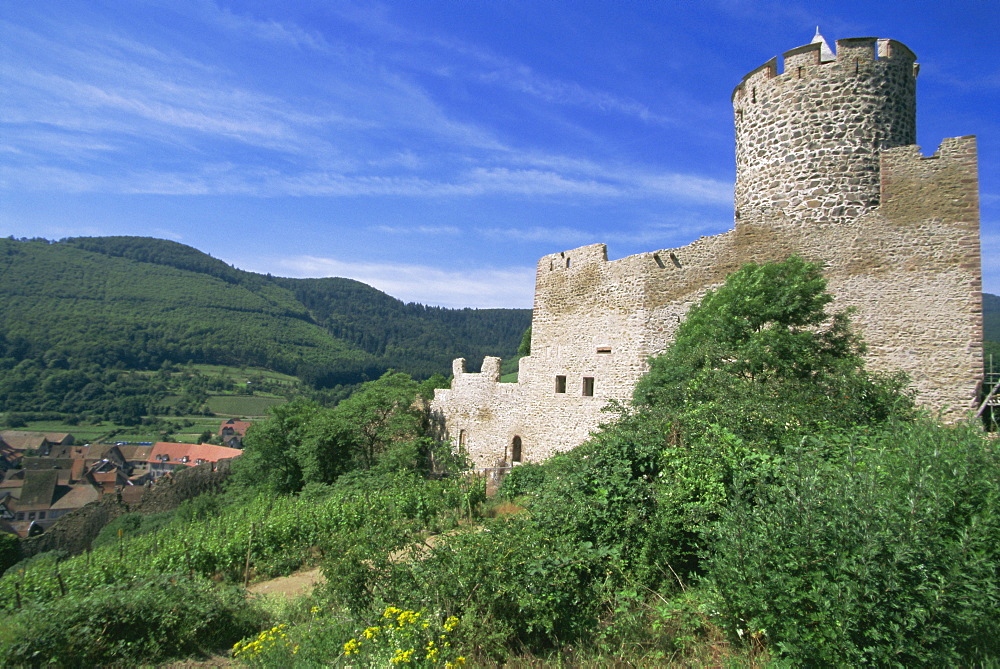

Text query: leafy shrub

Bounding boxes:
[368,519,609,655]
[634,256,913,445]
[521,417,662,582]
[499,461,547,499]
[5,549,69,575]
[91,510,176,549]
[0,575,266,666]
[0,533,21,576]
[175,492,222,522]
[710,420,1000,664]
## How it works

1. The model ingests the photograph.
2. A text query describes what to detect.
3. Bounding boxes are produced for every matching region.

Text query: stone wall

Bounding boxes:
[432,36,983,469]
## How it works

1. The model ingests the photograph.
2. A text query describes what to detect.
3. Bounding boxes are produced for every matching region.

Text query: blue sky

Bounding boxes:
[1,1,997,307]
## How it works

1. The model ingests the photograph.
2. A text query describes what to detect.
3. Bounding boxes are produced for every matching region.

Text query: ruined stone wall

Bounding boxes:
[431,36,982,469]
[734,38,917,226]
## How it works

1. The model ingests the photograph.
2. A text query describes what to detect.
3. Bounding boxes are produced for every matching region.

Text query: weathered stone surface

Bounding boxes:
[432,36,982,468]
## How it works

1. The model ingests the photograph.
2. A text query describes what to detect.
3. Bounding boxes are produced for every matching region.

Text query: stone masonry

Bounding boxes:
[432,34,983,468]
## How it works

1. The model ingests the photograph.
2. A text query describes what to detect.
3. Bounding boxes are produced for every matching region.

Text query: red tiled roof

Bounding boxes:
[148,442,242,467]
[218,420,252,436]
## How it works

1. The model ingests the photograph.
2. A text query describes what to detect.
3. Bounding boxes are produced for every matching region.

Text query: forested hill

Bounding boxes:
[985,292,1000,363]
[0,236,530,399]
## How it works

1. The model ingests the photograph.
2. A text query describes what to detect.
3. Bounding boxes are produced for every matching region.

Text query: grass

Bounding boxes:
[17,415,253,445]
[206,395,286,416]
[500,355,523,383]
[18,421,118,443]
[177,364,301,385]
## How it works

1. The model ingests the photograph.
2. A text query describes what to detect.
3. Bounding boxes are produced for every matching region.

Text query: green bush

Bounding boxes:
[710,420,1000,664]
[499,461,547,499]
[519,415,664,583]
[0,532,21,576]
[375,519,609,655]
[634,256,913,445]
[5,549,69,575]
[0,575,266,666]
[91,510,176,549]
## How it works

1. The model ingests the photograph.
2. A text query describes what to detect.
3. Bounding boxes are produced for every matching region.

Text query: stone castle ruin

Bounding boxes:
[432,32,983,467]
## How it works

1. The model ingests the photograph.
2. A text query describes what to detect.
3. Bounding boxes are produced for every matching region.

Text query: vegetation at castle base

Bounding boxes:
[231,257,994,666]
[711,420,1000,665]
[2,258,995,666]
[983,292,1000,429]
[0,235,529,420]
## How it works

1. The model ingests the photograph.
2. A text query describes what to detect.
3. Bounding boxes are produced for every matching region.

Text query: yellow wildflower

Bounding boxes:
[343,638,361,655]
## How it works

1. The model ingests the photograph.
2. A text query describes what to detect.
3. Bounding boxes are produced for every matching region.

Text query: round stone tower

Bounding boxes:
[732,32,918,225]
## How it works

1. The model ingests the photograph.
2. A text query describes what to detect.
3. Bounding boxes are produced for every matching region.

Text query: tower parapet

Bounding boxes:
[733,35,918,226]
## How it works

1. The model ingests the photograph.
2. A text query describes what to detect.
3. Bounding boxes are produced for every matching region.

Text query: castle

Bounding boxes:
[432,32,983,467]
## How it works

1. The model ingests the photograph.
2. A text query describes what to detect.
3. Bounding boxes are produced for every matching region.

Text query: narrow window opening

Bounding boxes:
[566,257,571,268]
[669,252,682,268]
[555,375,567,393]
[511,436,522,464]
[855,58,859,73]
[596,347,612,354]
[751,88,756,103]
[797,66,802,78]
[458,429,466,448]
[582,377,595,397]
[653,253,665,268]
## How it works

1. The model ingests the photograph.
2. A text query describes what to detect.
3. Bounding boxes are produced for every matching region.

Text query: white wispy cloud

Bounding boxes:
[480,226,597,246]
[3,161,732,207]
[374,224,462,236]
[331,3,681,127]
[478,216,732,251]
[193,0,333,52]
[2,5,736,209]
[635,173,733,205]
[241,255,535,309]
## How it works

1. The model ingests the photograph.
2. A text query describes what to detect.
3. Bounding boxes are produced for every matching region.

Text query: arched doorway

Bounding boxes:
[511,436,522,464]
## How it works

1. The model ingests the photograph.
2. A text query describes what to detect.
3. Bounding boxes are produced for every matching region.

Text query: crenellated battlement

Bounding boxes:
[881,136,980,226]
[539,243,608,272]
[733,37,917,104]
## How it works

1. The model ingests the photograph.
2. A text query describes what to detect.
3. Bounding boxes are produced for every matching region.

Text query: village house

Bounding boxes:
[218,418,252,448]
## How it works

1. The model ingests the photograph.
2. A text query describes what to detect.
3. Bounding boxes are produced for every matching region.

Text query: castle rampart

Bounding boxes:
[433,34,982,468]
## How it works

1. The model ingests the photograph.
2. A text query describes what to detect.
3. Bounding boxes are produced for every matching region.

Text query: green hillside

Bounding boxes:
[0,236,530,415]
[984,292,999,363]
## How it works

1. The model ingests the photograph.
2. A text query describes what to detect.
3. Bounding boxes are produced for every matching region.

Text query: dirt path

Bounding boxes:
[247,566,325,600]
